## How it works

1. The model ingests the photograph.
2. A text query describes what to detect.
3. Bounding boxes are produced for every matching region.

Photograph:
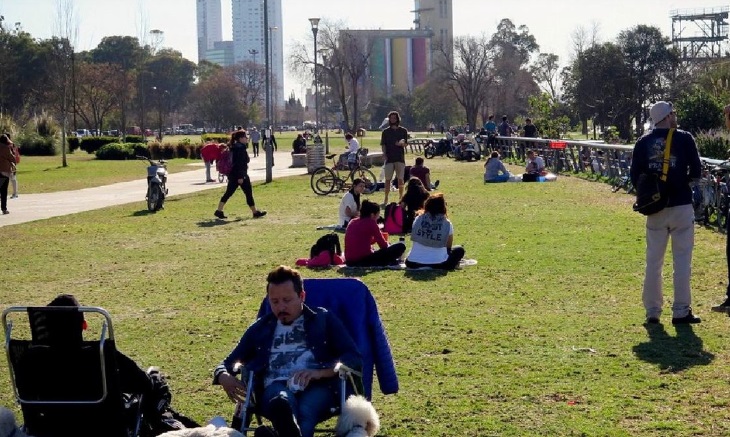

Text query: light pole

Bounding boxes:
[268,26,278,127]
[248,48,258,64]
[263,0,273,183]
[309,17,320,134]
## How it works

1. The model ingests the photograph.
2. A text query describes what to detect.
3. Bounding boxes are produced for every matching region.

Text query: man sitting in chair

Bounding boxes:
[213,265,362,437]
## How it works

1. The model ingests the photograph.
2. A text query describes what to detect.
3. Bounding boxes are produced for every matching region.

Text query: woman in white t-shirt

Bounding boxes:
[338,178,366,228]
[405,193,465,270]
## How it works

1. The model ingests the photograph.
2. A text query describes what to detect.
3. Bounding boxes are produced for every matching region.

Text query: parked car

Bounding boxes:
[75,129,91,138]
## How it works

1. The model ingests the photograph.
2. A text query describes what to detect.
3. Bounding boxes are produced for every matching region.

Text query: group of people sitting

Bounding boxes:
[338,176,465,270]
[483,149,547,183]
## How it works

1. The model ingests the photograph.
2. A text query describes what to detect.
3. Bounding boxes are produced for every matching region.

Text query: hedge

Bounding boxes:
[80,136,120,154]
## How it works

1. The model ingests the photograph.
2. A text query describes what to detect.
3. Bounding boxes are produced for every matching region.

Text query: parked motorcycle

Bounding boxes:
[424,139,453,159]
[453,139,481,161]
[137,156,168,212]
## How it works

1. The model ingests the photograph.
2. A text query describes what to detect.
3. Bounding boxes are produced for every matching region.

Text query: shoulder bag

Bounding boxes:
[633,128,675,216]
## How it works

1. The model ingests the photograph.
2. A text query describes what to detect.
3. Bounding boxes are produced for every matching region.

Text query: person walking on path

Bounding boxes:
[380,111,408,205]
[214,130,267,220]
[201,142,221,183]
[0,134,15,214]
[630,101,702,325]
[250,127,261,157]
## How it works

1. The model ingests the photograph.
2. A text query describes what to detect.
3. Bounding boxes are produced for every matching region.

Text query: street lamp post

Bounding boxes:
[309,18,320,135]
[268,26,278,128]
[263,0,273,183]
[248,48,258,64]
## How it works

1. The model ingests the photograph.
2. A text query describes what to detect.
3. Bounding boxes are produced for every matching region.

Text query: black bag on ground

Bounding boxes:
[310,233,342,263]
[522,173,539,182]
[140,368,201,437]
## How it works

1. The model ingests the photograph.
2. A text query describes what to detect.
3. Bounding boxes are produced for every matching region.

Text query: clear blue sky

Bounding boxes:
[0,0,701,98]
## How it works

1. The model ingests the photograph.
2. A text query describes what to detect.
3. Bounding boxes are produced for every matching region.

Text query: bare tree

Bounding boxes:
[530,53,561,101]
[53,0,78,167]
[570,22,601,59]
[434,34,495,129]
[289,20,374,131]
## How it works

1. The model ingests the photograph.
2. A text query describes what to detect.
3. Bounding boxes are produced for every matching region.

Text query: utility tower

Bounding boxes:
[671,6,729,60]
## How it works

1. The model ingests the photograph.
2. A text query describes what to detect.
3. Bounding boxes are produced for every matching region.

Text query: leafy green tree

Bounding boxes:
[410,77,459,132]
[617,25,679,136]
[0,23,46,117]
[488,19,540,118]
[563,42,634,140]
[675,89,723,134]
[190,68,246,130]
[528,92,570,139]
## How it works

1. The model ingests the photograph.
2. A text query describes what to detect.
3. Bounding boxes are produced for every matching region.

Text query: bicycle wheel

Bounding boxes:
[147,184,162,212]
[310,167,337,195]
[353,167,378,194]
[412,143,423,156]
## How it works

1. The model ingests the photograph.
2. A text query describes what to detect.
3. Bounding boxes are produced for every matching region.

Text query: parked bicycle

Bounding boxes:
[137,156,168,212]
[310,149,377,196]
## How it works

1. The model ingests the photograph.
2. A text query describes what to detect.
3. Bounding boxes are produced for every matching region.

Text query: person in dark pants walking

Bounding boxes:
[214,130,267,219]
[250,127,261,157]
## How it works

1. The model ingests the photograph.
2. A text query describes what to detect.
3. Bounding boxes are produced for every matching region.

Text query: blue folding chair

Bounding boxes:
[232,277,399,435]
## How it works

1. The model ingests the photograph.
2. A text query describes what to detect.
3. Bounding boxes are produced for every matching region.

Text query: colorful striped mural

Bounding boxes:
[391,38,409,94]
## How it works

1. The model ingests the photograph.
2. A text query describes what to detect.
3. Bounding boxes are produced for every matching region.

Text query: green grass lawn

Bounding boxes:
[3,155,730,436]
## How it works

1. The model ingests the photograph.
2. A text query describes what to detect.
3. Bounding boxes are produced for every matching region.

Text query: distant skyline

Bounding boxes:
[0,0,707,99]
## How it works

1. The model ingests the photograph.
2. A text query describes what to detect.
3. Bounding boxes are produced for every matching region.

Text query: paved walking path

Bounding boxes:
[0,151,307,228]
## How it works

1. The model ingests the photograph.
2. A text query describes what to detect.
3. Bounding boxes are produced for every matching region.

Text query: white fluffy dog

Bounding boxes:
[334,395,380,437]
[0,407,32,437]
[156,424,244,437]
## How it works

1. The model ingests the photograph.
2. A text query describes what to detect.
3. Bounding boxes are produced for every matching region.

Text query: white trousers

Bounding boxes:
[642,204,694,319]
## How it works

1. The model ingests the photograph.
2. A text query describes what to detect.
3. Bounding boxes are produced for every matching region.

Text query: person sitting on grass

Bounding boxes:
[399,177,430,234]
[344,200,406,267]
[339,178,366,228]
[408,157,439,191]
[405,193,465,270]
[484,151,511,183]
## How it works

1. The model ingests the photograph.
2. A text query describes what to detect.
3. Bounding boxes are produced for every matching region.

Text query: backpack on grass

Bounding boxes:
[382,202,404,234]
[309,233,342,264]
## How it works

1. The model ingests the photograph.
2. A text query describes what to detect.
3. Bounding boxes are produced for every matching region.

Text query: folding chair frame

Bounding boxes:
[2,306,143,437]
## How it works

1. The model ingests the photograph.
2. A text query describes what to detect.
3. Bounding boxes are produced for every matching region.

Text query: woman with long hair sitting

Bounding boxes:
[484,151,511,183]
[405,194,465,270]
[345,200,406,267]
[399,177,429,233]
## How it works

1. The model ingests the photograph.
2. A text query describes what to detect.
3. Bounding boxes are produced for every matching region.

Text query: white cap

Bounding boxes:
[650,101,673,125]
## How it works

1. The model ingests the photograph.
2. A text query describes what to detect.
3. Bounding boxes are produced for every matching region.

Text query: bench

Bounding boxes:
[362,152,384,167]
[291,153,307,168]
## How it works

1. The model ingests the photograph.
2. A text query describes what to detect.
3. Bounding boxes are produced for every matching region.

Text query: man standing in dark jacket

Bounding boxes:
[213,266,362,437]
[630,101,702,325]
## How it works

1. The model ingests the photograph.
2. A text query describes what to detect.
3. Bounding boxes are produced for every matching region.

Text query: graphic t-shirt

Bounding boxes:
[264,316,316,387]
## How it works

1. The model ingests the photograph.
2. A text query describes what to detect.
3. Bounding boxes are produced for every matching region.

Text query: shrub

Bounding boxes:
[191,144,203,160]
[175,143,189,159]
[202,133,230,143]
[33,112,58,137]
[67,136,81,152]
[676,89,724,134]
[16,132,56,156]
[95,143,136,160]
[161,143,176,160]
[133,143,150,158]
[148,141,162,159]
[80,136,119,154]
[696,129,730,160]
[0,115,19,139]
[124,135,145,144]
